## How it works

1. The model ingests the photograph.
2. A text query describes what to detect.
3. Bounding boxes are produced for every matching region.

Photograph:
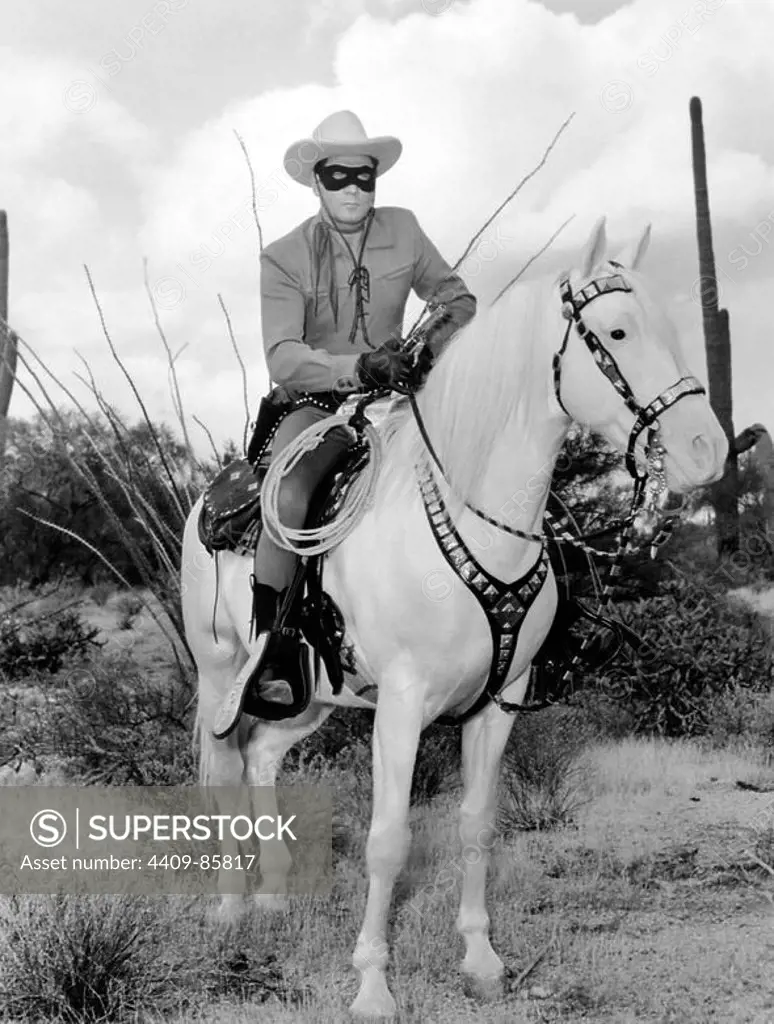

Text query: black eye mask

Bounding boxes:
[314,162,377,193]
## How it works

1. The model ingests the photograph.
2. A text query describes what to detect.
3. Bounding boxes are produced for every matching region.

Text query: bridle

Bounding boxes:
[394,262,706,555]
[345,262,711,704]
[553,262,706,482]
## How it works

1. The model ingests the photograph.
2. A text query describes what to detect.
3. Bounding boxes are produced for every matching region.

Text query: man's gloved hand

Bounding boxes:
[411,343,434,386]
[356,337,413,389]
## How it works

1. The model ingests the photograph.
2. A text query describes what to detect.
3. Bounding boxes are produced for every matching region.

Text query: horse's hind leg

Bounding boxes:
[181,511,262,919]
[194,658,255,923]
[242,703,334,911]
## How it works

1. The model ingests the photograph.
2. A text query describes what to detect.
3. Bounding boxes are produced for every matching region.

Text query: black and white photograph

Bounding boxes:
[0,0,773,1021]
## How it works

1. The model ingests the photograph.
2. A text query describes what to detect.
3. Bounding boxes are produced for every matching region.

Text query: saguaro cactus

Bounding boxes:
[754,428,774,541]
[0,210,14,465]
[735,423,774,544]
[690,96,739,556]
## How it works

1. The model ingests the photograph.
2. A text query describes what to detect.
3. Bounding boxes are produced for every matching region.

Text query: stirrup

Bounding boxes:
[212,631,271,739]
[211,628,313,737]
[242,627,313,722]
[213,537,314,738]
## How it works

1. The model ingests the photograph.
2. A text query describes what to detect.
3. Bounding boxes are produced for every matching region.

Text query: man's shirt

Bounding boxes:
[259,205,476,394]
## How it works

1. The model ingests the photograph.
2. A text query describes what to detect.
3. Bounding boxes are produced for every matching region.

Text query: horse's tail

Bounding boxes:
[193,699,216,787]
[181,494,231,789]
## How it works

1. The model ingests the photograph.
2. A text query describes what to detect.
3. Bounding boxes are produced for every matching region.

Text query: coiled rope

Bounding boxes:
[259,407,384,556]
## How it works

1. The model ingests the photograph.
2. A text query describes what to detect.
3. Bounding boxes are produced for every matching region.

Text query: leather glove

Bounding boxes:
[411,343,435,387]
[356,338,413,389]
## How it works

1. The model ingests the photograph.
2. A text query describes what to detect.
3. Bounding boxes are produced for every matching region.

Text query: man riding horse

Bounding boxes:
[247,109,477,713]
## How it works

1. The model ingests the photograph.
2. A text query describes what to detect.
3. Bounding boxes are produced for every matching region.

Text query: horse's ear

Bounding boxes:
[615,223,652,270]
[580,216,607,279]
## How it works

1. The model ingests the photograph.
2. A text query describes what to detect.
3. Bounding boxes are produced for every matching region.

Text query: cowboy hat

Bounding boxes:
[283,110,402,187]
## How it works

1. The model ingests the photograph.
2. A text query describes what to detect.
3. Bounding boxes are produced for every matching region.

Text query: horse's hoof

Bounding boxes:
[204,894,246,928]
[349,988,397,1020]
[461,971,505,1003]
[349,1002,397,1020]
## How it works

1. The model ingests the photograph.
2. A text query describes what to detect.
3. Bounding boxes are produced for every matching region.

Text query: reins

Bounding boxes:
[394,265,706,565]
[381,265,707,704]
[407,386,644,553]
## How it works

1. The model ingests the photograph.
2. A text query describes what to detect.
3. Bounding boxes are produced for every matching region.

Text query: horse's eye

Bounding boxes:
[611,329,626,341]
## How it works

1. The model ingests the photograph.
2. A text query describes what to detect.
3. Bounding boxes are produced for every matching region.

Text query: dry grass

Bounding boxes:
[588,735,771,799]
[2,733,774,1023]
[2,588,774,1022]
[497,710,592,835]
[0,895,197,1023]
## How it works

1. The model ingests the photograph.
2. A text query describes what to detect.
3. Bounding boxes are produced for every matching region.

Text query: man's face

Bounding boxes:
[313,153,376,227]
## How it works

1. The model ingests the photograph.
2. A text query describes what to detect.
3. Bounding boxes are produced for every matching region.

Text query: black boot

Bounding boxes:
[243,577,312,722]
[249,576,280,641]
[211,577,312,739]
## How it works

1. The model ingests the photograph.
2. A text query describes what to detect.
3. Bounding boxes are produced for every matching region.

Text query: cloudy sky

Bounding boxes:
[2,0,771,457]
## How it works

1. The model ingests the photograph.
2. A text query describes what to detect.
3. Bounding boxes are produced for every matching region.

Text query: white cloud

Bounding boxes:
[6,0,774,453]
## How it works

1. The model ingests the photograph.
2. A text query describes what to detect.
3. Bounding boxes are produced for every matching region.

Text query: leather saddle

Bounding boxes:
[197,426,370,716]
[197,387,345,557]
[197,454,268,556]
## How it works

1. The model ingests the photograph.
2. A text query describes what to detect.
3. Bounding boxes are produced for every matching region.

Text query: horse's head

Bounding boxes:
[552,217,727,493]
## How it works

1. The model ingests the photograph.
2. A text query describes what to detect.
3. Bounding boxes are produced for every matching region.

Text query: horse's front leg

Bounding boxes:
[456,682,520,999]
[350,663,425,1019]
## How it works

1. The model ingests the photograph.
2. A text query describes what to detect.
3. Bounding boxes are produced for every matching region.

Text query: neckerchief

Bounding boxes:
[311,209,375,347]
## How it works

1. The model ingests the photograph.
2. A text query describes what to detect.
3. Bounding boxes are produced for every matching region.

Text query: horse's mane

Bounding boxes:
[382,271,562,503]
[379,258,686,508]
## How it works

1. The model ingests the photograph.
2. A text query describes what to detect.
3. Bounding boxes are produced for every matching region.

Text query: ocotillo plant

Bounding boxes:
[690,96,739,556]
[0,210,14,466]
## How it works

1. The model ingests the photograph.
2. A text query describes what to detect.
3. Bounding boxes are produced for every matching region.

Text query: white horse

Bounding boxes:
[180,217,727,1018]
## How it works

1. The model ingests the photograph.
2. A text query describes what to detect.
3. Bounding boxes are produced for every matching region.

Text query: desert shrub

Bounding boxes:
[287,710,460,805]
[88,581,114,606]
[2,652,195,785]
[114,593,143,630]
[497,706,591,834]
[0,895,197,1023]
[0,412,209,589]
[0,892,312,1023]
[291,708,373,762]
[564,688,638,741]
[584,568,774,738]
[200,913,309,1006]
[545,426,666,604]
[703,689,774,751]
[0,610,101,681]
[410,723,460,804]
[753,826,774,872]
[550,425,627,526]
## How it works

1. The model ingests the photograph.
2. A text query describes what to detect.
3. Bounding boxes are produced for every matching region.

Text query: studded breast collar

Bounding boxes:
[416,457,550,722]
